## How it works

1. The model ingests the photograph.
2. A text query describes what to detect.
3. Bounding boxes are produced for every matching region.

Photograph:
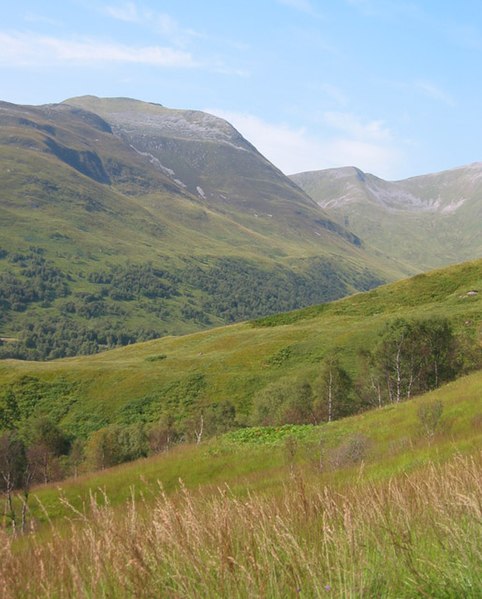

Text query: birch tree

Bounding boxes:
[315,354,353,422]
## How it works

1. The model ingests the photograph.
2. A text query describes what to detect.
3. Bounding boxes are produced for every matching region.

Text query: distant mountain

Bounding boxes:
[291,164,482,273]
[0,97,394,359]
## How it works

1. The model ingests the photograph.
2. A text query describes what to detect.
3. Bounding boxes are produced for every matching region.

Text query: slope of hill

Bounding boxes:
[2,259,481,598]
[4,367,482,598]
[291,164,482,273]
[0,98,397,359]
[1,258,480,439]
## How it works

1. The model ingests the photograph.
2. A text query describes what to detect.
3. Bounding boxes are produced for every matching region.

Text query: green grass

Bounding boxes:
[1,257,480,438]
[2,367,481,598]
[14,365,481,527]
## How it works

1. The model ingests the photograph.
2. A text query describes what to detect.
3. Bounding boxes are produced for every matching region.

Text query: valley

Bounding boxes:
[0,96,481,599]
[292,164,482,273]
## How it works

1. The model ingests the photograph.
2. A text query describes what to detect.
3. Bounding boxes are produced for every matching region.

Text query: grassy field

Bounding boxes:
[8,364,482,522]
[2,366,481,597]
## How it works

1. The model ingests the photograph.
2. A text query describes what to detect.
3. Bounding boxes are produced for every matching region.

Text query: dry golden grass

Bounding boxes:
[1,451,481,598]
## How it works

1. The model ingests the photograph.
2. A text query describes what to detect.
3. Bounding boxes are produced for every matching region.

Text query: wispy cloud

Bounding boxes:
[345,0,422,20]
[413,80,455,106]
[23,12,63,27]
[206,109,403,178]
[323,111,392,141]
[102,1,139,22]
[319,84,349,107]
[277,0,322,17]
[0,32,196,67]
[101,2,199,46]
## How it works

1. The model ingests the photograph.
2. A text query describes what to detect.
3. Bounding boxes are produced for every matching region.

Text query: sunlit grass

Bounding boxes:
[2,451,480,598]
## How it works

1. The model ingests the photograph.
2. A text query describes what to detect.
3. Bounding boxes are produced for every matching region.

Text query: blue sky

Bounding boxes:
[1,0,482,179]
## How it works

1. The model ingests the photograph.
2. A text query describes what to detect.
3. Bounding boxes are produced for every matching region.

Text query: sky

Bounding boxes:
[2,0,482,180]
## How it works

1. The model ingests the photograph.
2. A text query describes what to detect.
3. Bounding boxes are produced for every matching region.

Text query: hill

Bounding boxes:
[3,366,481,597]
[1,258,481,597]
[1,257,480,440]
[291,164,482,273]
[0,98,397,360]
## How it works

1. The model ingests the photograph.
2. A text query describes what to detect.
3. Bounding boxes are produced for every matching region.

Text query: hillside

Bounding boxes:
[0,98,397,360]
[1,257,480,440]
[3,367,482,598]
[2,258,481,597]
[291,164,482,273]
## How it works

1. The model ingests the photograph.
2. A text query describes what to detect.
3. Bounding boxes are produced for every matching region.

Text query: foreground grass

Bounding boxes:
[1,451,480,598]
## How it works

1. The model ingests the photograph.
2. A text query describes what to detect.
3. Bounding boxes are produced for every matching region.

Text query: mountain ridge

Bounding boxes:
[291,163,482,272]
[0,96,395,359]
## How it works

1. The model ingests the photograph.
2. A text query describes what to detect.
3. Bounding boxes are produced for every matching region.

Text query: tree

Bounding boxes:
[251,378,314,426]
[148,414,178,453]
[0,432,27,532]
[69,438,85,478]
[373,317,460,404]
[356,348,385,409]
[26,417,70,484]
[84,426,123,470]
[375,319,420,403]
[314,354,353,422]
[204,401,237,436]
[117,423,148,461]
[0,390,20,430]
[417,318,457,389]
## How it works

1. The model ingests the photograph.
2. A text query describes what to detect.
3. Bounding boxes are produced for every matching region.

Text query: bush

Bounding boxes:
[327,433,372,469]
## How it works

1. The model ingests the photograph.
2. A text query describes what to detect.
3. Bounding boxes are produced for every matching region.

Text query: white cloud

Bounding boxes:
[323,111,392,141]
[23,12,63,27]
[319,84,348,107]
[103,1,140,22]
[0,32,196,67]
[101,2,198,46]
[206,109,403,178]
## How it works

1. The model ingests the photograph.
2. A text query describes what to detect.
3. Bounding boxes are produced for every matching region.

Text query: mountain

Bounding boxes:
[291,164,482,273]
[0,97,395,359]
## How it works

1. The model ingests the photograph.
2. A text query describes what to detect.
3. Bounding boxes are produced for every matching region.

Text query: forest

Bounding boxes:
[0,249,382,360]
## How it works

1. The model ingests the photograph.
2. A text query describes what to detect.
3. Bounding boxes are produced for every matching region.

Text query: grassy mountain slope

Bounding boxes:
[23,365,482,522]
[0,99,398,359]
[291,164,482,273]
[1,258,480,438]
